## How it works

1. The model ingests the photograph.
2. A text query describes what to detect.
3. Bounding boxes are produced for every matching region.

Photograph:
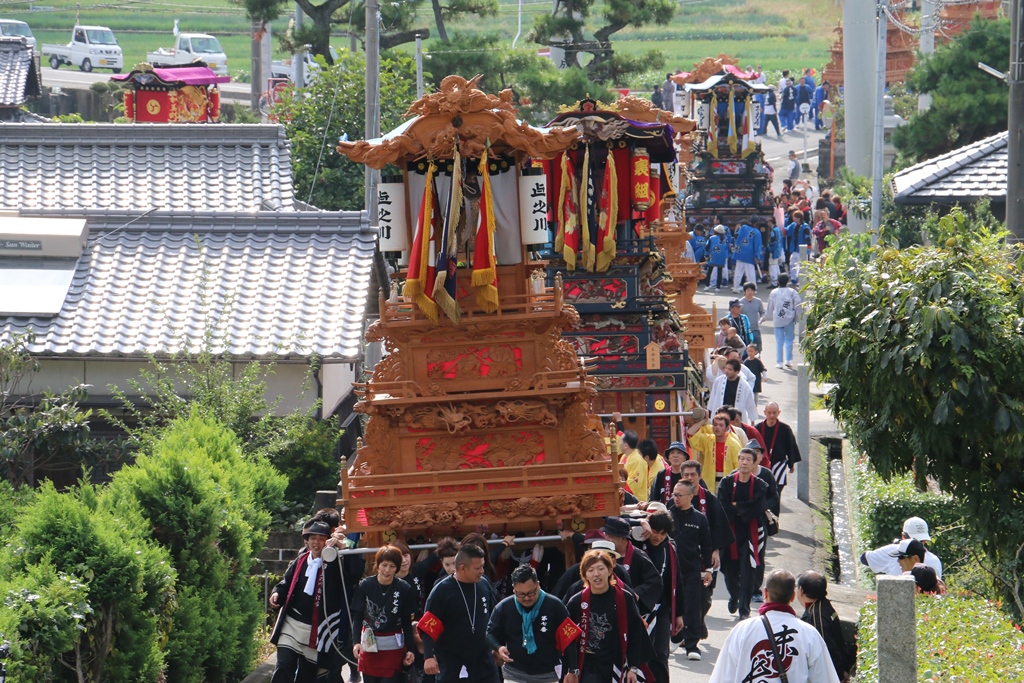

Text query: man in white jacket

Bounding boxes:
[709,569,840,683]
[708,359,758,424]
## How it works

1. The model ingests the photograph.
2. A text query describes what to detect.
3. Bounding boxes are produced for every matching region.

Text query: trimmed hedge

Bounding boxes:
[855,595,1024,682]
[852,459,960,566]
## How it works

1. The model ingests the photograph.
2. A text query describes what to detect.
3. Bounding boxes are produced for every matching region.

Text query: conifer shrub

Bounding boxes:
[104,412,286,683]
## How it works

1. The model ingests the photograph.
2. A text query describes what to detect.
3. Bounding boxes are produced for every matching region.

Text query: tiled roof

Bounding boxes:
[0,210,375,361]
[0,36,39,107]
[891,131,1007,205]
[0,123,295,212]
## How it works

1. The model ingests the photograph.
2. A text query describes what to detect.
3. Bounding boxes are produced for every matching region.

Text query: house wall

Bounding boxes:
[26,358,320,415]
[322,362,356,418]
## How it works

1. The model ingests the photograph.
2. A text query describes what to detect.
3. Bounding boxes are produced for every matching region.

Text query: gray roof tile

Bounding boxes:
[891,131,1007,205]
[0,123,295,212]
[0,211,375,361]
[0,37,39,108]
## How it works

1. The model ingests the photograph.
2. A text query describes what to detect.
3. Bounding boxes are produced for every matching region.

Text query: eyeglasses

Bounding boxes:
[514,588,539,599]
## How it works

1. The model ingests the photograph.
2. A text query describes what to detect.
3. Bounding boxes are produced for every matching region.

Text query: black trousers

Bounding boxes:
[436,651,499,683]
[272,645,320,683]
[723,553,758,619]
[647,604,672,683]
[679,571,703,651]
[672,570,717,645]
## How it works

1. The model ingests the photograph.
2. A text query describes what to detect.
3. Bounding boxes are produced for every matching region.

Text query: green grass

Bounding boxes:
[6,0,842,79]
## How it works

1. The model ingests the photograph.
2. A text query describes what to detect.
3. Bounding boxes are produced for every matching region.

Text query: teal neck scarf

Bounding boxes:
[514,589,546,654]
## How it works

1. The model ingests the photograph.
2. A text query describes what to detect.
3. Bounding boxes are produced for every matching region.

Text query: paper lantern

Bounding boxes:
[631,147,652,211]
[376,177,409,253]
[519,168,550,245]
[123,91,135,122]
[697,101,711,131]
[209,88,221,122]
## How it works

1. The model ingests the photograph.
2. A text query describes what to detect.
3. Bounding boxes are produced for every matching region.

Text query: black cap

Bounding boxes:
[302,521,332,539]
[895,538,926,560]
[601,517,632,538]
[910,563,939,593]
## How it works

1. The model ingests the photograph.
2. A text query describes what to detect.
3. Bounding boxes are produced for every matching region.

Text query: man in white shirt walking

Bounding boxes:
[709,569,840,683]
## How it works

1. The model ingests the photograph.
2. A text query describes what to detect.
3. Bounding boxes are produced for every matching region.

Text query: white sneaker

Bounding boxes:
[785,361,793,369]
[687,650,702,661]
[670,640,680,654]
[776,363,784,369]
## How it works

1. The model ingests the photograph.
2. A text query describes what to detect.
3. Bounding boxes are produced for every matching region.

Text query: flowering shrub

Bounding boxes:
[855,595,1024,682]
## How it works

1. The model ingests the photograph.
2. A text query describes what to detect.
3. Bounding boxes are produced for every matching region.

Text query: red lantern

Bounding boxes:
[209,87,221,122]
[123,91,135,122]
[631,147,651,211]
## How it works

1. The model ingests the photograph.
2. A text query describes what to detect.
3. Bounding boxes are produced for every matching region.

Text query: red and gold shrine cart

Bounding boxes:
[336,76,620,547]
[535,98,704,451]
[113,63,228,123]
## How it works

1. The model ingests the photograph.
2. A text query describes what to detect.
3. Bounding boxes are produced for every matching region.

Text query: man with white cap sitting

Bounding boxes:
[859,516,943,579]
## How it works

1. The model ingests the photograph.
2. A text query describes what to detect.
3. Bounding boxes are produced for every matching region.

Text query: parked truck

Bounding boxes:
[43,25,122,72]
[146,32,228,76]
[0,19,36,50]
[270,47,336,82]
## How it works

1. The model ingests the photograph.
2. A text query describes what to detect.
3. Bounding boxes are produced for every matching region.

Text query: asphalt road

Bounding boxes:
[41,64,253,101]
[668,285,820,682]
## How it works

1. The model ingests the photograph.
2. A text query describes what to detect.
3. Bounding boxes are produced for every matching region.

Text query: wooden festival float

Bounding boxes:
[681,71,774,238]
[113,63,228,123]
[335,76,620,545]
[614,96,715,359]
[537,98,704,451]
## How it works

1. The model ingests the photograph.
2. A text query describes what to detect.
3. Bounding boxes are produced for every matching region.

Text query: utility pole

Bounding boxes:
[293,4,305,90]
[919,0,935,111]
[843,0,877,234]
[1008,0,1024,239]
[251,20,262,110]
[365,0,381,217]
[870,0,888,242]
[415,32,424,98]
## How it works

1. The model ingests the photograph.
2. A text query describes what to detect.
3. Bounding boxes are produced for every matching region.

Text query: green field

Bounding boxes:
[4,0,841,82]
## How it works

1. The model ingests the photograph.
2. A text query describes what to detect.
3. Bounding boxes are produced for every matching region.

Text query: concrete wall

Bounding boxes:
[27,358,319,415]
[321,362,356,418]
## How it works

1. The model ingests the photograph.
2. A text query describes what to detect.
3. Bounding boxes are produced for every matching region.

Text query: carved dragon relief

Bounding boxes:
[364,494,597,529]
[416,431,545,471]
[353,415,397,475]
[562,401,610,462]
[337,74,577,168]
[401,400,557,433]
[615,95,697,138]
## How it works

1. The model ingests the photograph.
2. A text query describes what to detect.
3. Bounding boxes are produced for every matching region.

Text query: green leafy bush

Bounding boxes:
[0,565,92,681]
[0,482,176,683]
[104,413,287,683]
[855,596,1024,682]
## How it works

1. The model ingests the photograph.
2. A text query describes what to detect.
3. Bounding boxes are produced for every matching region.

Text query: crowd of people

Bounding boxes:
[651,66,832,138]
[688,184,847,296]
[263,396,851,683]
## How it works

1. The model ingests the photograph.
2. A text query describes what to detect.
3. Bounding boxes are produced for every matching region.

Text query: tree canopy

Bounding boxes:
[530,0,673,85]
[893,17,1010,162]
[271,50,417,210]
[804,213,1024,616]
[424,33,612,124]
[270,0,498,65]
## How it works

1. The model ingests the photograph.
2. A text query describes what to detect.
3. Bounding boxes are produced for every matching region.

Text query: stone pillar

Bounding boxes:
[876,575,918,683]
[796,363,810,504]
[843,0,876,235]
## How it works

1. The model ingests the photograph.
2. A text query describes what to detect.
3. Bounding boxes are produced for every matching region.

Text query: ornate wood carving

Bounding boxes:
[337,75,578,168]
[487,494,597,519]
